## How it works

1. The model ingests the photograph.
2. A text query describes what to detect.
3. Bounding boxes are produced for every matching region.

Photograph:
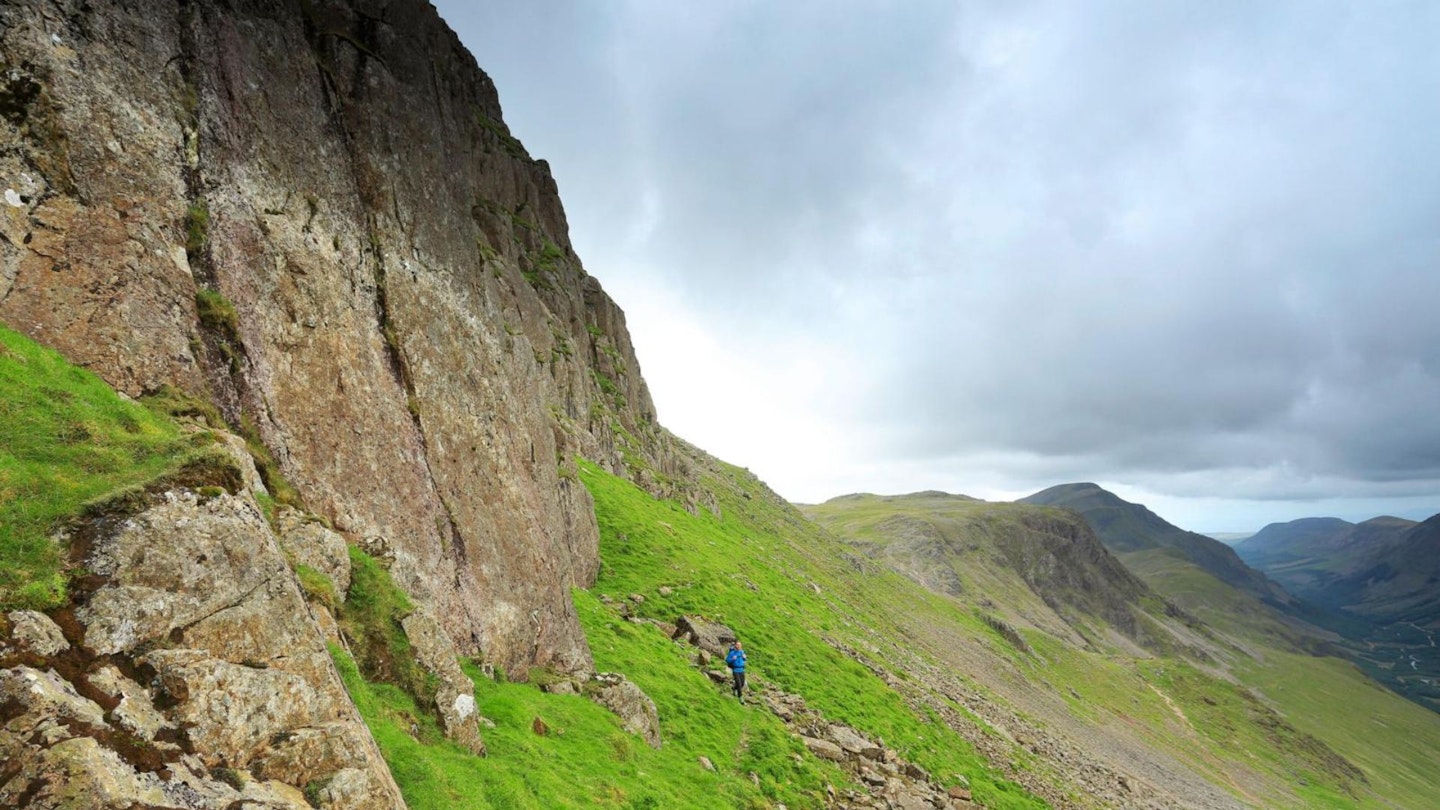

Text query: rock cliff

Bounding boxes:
[0,0,683,676]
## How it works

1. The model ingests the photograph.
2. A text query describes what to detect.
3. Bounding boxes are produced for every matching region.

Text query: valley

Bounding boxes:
[0,1,1437,808]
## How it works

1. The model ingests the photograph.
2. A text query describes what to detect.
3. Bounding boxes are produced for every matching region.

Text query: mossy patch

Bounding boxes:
[0,323,203,609]
[338,547,437,710]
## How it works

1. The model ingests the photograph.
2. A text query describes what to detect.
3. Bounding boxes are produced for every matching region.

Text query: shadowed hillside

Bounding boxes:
[1239,514,1440,712]
[1018,484,1329,650]
[1235,517,1416,601]
[1020,485,1290,606]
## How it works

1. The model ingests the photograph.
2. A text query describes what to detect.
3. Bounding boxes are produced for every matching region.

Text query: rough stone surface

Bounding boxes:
[277,506,353,596]
[401,608,487,755]
[802,735,846,762]
[76,490,281,655]
[0,0,700,680]
[827,723,883,759]
[587,672,662,748]
[4,610,69,656]
[0,489,404,809]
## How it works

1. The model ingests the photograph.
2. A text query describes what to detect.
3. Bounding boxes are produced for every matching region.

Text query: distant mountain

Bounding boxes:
[1236,517,1355,566]
[1328,515,1440,628]
[1235,515,1416,601]
[1020,483,1293,607]
[804,492,1198,656]
[1230,511,1440,711]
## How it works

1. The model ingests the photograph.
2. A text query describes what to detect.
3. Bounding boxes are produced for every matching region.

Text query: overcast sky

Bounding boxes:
[432,0,1440,532]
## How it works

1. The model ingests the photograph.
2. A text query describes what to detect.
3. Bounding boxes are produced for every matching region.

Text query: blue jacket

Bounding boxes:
[725,647,747,673]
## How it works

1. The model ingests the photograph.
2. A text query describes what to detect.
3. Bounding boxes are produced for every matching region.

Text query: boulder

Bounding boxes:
[801,735,847,762]
[827,723,884,760]
[587,672,662,748]
[4,610,69,656]
[77,490,283,655]
[673,615,736,656]
[41,488,405,808]
[401,608,487,755]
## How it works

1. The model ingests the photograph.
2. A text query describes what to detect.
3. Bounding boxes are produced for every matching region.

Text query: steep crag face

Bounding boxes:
[0,0,675,675]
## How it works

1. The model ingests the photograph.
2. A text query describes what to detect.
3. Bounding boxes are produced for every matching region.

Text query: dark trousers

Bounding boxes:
[731,670,746,698]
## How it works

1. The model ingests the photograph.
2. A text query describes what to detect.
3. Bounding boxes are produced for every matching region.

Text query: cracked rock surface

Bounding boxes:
[0,490,404,809]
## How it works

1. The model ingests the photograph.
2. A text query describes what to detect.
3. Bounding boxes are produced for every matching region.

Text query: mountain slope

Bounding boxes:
[792,487,1440,809]
[1017,484,1329,650]
[1020,484,1289,606]
[802,492,1203,658]
[1235,518,1356,568]
[1235,516,1416,601]
[1335,514,1440,628]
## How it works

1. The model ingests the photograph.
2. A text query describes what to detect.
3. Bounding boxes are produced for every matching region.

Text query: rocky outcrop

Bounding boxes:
[277,507,353,596]
[0,482,404,809]
[672,614,737,657]
[0,0,690,677]
[585,672,661,749]
[399,609,485,755]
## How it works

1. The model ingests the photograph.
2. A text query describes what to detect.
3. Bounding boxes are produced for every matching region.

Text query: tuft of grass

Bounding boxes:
[0,324,200,610]
[140,383,225,429]
[185,200,210,256]
[295,563,339,610]
[194,287,237,334]
[237,414,301,509]
[339,547,437,710]
[473,110,528,159]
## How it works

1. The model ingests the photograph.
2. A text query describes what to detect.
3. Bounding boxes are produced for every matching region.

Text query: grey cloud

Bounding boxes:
[436,0,1440,512]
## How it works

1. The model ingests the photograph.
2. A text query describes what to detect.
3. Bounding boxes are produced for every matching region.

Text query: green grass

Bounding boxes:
[334,460,1046,808]
[579,460,1047,810]
[1239,651,1440,810]
[185,200,210,255]
[332,595,847,809]
[0,323,200,609]
[340,546,438,709]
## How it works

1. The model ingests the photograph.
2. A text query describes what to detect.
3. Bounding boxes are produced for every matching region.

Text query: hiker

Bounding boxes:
[725,639,747,701]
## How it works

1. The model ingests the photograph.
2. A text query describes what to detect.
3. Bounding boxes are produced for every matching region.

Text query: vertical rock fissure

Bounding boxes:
[297,14,475,582]
[174,0,252,430]
[173,0,212,291]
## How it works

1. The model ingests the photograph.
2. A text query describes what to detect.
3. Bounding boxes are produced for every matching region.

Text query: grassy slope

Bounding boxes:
[800,493,1178,654]
[0,323,199,609]
[332,457,1043,809]
[580,460,1046,809]
[1238,651,1440,810]
[1117,547,1304,647]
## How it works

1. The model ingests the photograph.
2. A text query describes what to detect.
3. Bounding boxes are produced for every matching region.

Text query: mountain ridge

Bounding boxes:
[4,2,1440,808]
[1019,483,1294,608]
